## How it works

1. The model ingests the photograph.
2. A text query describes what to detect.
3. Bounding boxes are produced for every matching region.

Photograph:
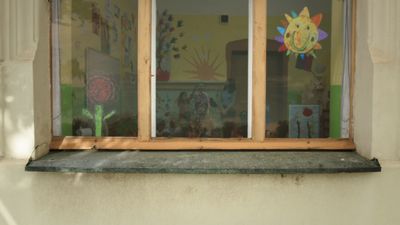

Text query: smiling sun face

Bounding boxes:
[276,7,328,59]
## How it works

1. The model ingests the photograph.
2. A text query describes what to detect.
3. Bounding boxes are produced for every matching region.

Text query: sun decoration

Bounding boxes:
[276,7,328,60]
[184,48,224,81]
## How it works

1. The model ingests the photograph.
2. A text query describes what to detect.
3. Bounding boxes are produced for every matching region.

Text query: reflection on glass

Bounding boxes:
[52,0,138,137]
[155,0,249,138]
[266,0,348,138]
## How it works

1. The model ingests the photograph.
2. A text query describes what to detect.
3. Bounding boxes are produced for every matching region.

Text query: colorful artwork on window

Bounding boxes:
[288,105,320,138]
[275,7,328,60]
[155,81,247,138]
[155,0,249,138]
[53,0,138,137]
[87,75,115,105]
[83,75,117,137]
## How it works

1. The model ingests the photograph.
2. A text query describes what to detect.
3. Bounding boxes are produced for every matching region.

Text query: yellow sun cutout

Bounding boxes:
[276,7,328,59]
[184,48,224,81]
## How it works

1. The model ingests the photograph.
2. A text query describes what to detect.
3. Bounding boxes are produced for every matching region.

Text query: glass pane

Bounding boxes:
[266,0,349,138]
[52,0,138,137]
[155,0,249,138]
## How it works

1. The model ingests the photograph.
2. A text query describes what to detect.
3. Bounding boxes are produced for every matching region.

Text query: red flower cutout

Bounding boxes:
[88,75,115,104]
[303,107,313,117]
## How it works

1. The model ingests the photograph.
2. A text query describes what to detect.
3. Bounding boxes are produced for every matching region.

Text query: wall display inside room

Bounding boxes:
[92,3,101,35]
[51,0,351,140]
[288,105,320,138]
[53,0,138,137]
[156,9,186,81]
[86,48,119,113]
[266,0,348,139]
[155,0,249,138]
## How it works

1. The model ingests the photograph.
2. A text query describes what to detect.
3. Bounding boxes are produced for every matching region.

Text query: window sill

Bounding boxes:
[25,150,381,174]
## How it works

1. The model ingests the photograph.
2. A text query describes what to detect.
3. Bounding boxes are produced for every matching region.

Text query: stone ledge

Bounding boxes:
[25,150,381,174]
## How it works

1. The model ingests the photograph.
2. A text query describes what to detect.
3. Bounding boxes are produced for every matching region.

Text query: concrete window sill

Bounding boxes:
[25,150,381,174]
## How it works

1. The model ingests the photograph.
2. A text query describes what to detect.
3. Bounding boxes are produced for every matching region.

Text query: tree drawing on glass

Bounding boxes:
[184,47,223,80]
[83,75,116,137]
[275,7,328,60]
[156,10,186,80]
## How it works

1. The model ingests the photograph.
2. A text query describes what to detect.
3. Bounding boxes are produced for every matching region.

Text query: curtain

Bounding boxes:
[340,0,352,138]
[52,0,62,136]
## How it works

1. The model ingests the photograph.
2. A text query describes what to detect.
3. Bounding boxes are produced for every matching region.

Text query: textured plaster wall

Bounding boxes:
[353,0,400,160]
[1,160,400,225]
[0,62,35,159]
[0,0,400,225]
[32,0,52,160]
[0,0,51,159]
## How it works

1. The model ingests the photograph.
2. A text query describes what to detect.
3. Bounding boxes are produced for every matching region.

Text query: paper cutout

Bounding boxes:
[83,75,116,137]
[275,7,328,60]
[289,105,320,138]
[83,105,115,137]
[87,76,115,104]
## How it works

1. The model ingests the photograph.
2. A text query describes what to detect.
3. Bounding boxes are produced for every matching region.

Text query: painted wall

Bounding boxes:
[1,1,400,225]
[167,15,248,81]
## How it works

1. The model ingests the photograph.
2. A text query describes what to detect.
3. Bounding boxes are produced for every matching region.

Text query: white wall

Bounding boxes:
[32,0,52,160]
[0,1,400,225]
[353,0,400,160]
[0,159,400,225]
[0,0,51,159]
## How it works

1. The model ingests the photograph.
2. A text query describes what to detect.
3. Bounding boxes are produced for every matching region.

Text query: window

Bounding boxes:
[266,0,352,139]
[154,0,250,138]
[51,0,139,137]
[50,0,355,150]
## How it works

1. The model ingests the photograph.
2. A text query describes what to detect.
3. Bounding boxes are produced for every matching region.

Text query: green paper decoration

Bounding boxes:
[83,105,116,137]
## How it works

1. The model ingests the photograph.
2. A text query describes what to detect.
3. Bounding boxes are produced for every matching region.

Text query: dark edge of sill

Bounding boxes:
[25,150,381,174]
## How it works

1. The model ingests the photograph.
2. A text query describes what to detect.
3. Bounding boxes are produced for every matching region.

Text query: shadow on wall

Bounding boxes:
[0,0,51,159]
[1,161,396,225]
[0,61,36,159]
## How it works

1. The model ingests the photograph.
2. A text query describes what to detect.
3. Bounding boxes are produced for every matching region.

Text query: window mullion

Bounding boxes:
[252,0,267,141]
[138,0,152,141]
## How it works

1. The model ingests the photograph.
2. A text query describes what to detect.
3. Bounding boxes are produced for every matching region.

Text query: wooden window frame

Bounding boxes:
[50,0,357,150]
